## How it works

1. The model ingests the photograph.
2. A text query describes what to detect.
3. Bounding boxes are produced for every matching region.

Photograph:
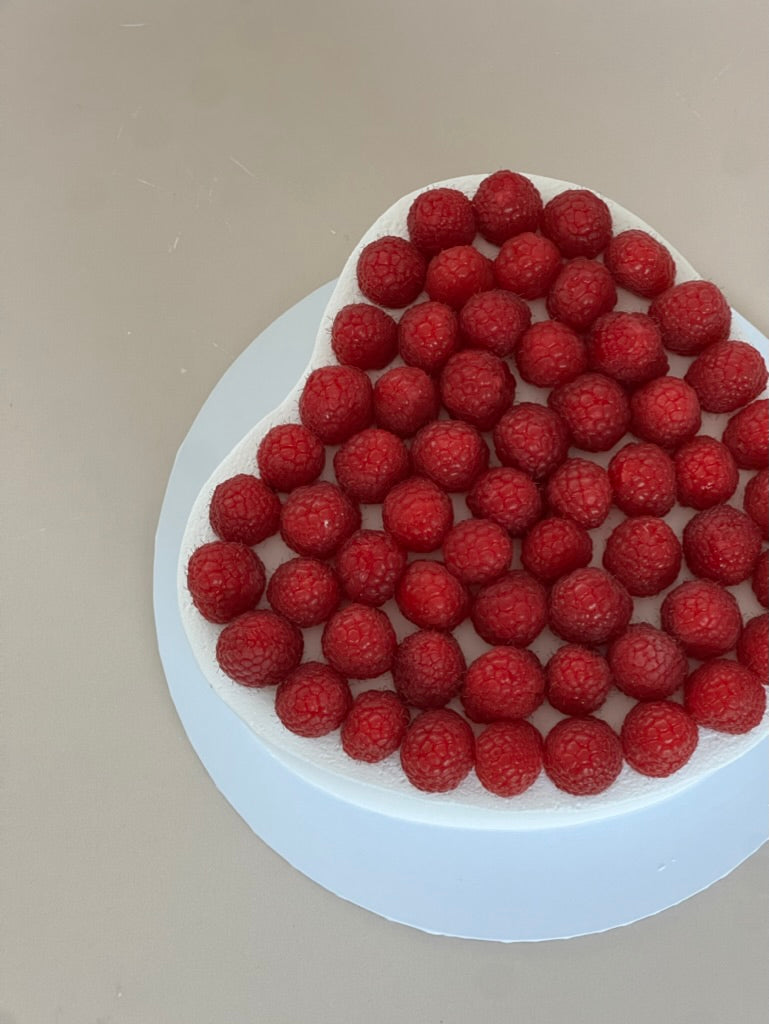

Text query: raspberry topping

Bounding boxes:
[649,280,731,355]
[541,189,612,258]
[544,717,623,796]
[356,235,426,308]
[549,372,630,452]
[631,376,701,449]
[442,518,513,586]
[621,701,699,777]
[604,229,675,298]
[493,403,569,480]
[737,614,769,682]
[373,366,439,438]
[546,258,617,331]
[400,709,475,792]
[471,571,548,647]
[397,300,460,374]
[395,560,469,631]
[335,529,406,606]
[425,245,494,309]
[684,340,767,413]
[683,505,762,586]
[333,427,410,503]
[545,645,613,716]
[406,187,476,255]
[458,289,531,357]
[266,556,341,627]
[603,516,682,596]
[461,647,545,723]
[549,567,633,645]
[684,660,766,734]
[674,436,739,510]
[467,467,542,536]
[257,423,325,492]
[411,419,489,492]
[609,442,676,517]
[723,399,769,469]
[521,517,592,583]
[475,721,543,797]
[439,349,515,430]
[187,541,265,624]
[744,470,769,538]
[216,610,303,688]
[321,603,397,679]
[299,365,373,444]
[587,311,668,385]
[393,630,466,709]
[660,580,742,659]
[280,482,361,558]
[472,171,543,244]
[608,623,688,701]
[341,690,410,763]
[209,474,281,546]
[275,662,352,738]
[382,476,453,552]
[330,303,398,370]
[515,320,588,389]
[494,232,561,299]
[545,457,613,529]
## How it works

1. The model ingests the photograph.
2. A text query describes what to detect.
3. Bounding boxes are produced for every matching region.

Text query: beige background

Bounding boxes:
[2,1,768,1021]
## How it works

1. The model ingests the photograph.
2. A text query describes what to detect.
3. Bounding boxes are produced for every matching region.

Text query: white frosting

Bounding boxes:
[178,174,768,829]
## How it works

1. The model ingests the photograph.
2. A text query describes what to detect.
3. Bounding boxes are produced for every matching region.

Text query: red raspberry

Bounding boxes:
[443,518,513,586]
[587,312,668,385]
[608,623,688,700]
[545,645,613,716]
[515,320,588,389]
[335,529,406,606]
[493,403,569,480]
[546,457,612,529]
[275,662,352,738]
[187,541,265,624]
[475,720,543,797]
[603,516,682,596]
[521,517,592,583]
[683,505,762,585]
[373,366,439,438]
[209,474,281,545]
[392,630,466,709]
[461,647,545,723]
[745,470,769,538]
[546,258,617,331]
[397,300,460,374]
[544,717,623,796]
[649,280,731,355]
[494,232,561,299]
[753,549,768,608]
[257,423,325,492]
[356,235,426,308]
[395,560,469,631]
[542,189,612,258]
[333,428,410,503]
[549,372,630,452]
[661,580,742,659]
[458,289,531,357]
[280,482,361,558]
[406,186,476,255]
[549,567,632,645]
[674,436,739,510]
[321,603,397,679]
[266,557,341,627]
[621,701,698,777]
[382,477,453,552]
[467,467,542,536]
[341,690,410,763]
[400,709,475,793]
[631,376,701,449]
[299,365,373,445]
[609,442,676,517]
[439,349,515,430]
[737,614,769,681]
[723,399,769,470]
[330,303,398,370]
[425,245,494,309]
[411,419,489,492]
[685,341,767,414]
[684,659,766,734]
[472,170,543,244]
[216,610,303,688]
[471,571,548,647]
[604,229,676,298]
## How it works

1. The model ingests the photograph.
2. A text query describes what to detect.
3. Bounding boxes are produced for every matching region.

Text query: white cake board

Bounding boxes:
[154,281,768,941]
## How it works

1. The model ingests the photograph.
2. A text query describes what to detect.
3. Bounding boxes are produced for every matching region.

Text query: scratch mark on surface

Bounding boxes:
[713,61,732,82]
[329,228,337,235]
[120,22,147,28]
[224,219,233,234]
[130,106,142,119]
[229,156,256,178]
[116,123,124,141]
[168,235,181,253]
[136,177,162,190]
[180,368,188,375]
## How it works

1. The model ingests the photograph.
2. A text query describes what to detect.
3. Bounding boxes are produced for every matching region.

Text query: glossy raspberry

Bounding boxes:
[411,419,489,492]
[275,662,352,738]
[299,365,373,445]
[494,232,561,299]
[461,647,545,723]
[604,516,682,596]
[544,717,623,796]
[406,186,476,255]
[356,235,426,308]
[608,624,688,700]
[545,645,613,716]
[686,340,768,414]
[321,604,397,679]
[542,189,612,258]
[471,571,548,647]
[458,289,531,357]
[753,550,769,608]
[493,403,569,480]
[335,529,406,606]
[521,517,592,583]
[549,567,632,645]
[545,457,612,529]
[684,660,766,734]
[330,303,398,370]
[341,690,410,763]
[257,423,325,492]
[373,366,439,438]
[604,229,675,298]
[649,280,731,355]
[382,477,453,552]
[744,470,769,538]
[631,376,701,449]
[425,245,494,310]
[216,610,303,688]
[515,320,588,389]
[674,436,739,510]
[475,720,543,797]
[472,171,543,244]
[266,557,341,627]
[609,442,676,517]
[683,505,761,585]
[187,541,265,624]
[737,614,769,681]
[209,474,281,546]
[400,709,475,792]
[546,258,617,331]
[397,300,460,374]
[661,580,742,659]
[392,630,466,709]
[467,467,542,536]
[723,400,769,469]
[587,312,668,385]
[621,702,698,777]
[439,349,515,430]
[333,428,410,503]
[395,560,469,631]
[549,372,630,452]
[442,518,513,586]
[280,482,361,558]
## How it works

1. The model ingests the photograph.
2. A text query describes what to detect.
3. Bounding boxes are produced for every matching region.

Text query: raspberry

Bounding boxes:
[321,603,397,679]
[392,630,466,709]
[397,300,460,374]
[425,245,494,309]
[541,188,612,258]
[684,659,766,734]
[685,341,767,414]
[187,541,265,624]
[443,518,513,585]
[744,470,769,538]
[631,376,701,449]
[545,645,613,716]
[521,517,592,583]
[341,690,410,763]
[545,457,612,529]
[543,717,623,796]
[333,428,410,503]
[382,477,453,551]
[515,320,588,389]
[467,467,542,536]
[280,482,361,558]
[257,423,325,492]
[356,235,426,308]
[395,560,469,631]
[609,442,676,517]
[737,614,769,681]
[439,349,515,431]
[549,567,632,645]
[621,701,699,777]
[682,505,762,585]
[753,549,768,607]
[493,403,569,480]
[660,580,742,659]
[475,720,543,797]
[603,516,682,596]
[472,170,543,244]
[587,312,668,385]
[209,474,281,545]
[335,529,406,606]
[373,366,439,438]
[471,571,548,647]
[723,400,769,469]
[458,289,531,357]
[406,186,476,255]
[266,557,341,627]
[674,436,739,510]
[608,623,688,700]
[330,303,398,370]
[400,709,475,793]
[549,372,630,452]
[649,280,731,355]
[216,610,303,688]
[494,232,561,299]
[299,365,373,445]
[461,647,545,723]
[275,662,352,738]
[546,258,617,331]
[411,419,489,492]
[604,229,676,298]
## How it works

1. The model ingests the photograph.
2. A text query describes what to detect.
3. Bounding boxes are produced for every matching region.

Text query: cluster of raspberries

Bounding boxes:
[187,171,768,799]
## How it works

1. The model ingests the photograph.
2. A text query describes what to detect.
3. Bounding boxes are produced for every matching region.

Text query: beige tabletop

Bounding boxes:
[3,1,768,1021]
